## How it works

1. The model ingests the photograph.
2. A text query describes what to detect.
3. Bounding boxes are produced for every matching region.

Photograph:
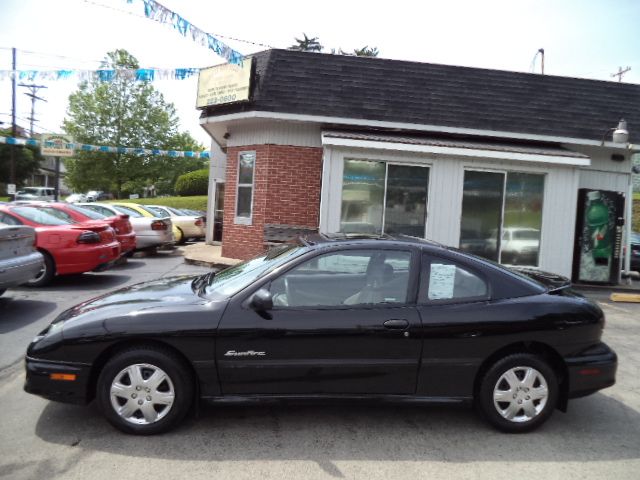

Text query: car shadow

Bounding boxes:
[34,393,640,471]
[110,259,146,271]
[12,273,132,292]
[0,298,58,334]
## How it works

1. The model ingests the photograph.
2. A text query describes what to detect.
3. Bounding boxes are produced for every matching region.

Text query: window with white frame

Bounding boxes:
[459,170,545,267]
[340,159,429,237]
[235,151,255,224]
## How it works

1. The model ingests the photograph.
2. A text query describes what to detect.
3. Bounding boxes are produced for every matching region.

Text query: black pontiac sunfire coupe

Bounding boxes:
[24,234,617,435]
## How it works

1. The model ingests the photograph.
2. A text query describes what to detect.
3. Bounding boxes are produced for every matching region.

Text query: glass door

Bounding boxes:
[459,170,505,262]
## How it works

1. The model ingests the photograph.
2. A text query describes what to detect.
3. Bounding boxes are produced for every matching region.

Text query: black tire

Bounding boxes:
[175,227,185,245]
[96,346,194,435]
[477,353,558,433]
[24,251,55,287]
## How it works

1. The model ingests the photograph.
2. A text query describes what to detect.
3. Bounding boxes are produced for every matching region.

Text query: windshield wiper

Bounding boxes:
[192,271,216,294]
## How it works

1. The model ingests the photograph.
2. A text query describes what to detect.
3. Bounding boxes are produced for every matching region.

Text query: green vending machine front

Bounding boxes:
[572,189,625,284]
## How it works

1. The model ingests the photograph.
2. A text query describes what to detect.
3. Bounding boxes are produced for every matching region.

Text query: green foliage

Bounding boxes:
[289,34,379,57]
[0,128,44,190]
[174,169,209,196]
[289,33,323,52]
[353,46,379,57]
[106,195,208,211]
[634,198,639,232]
[63,49,205,198]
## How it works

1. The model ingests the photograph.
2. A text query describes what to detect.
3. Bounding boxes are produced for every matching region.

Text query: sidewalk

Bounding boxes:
[182,243,240,269]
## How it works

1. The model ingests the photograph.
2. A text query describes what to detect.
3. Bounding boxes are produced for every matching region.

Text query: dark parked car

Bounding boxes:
[24,234,617,435]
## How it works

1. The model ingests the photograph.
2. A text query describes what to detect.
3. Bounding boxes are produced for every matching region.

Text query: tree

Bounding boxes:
[0,128,43,190]
[289,33,323,52]
[63,49,204,197]
[289,35,380,57]
[353,46,379,57]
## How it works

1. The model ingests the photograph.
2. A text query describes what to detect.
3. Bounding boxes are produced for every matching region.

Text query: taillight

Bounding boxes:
[77,231,101,244]
[151,220,167,231]
[195,218,203,227]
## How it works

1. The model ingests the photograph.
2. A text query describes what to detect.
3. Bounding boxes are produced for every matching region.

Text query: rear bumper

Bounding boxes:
[116,232,136,253]
[135,231,174,249]
[55,241,121,275]
[565,342,617,399]
[0,251,44,288]
[24,356,92,405]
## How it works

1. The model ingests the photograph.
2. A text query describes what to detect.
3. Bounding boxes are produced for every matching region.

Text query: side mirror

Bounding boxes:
[249,288,273,311]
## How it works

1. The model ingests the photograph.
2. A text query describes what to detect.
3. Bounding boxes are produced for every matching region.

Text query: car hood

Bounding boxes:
[55,274,209,324]
[509,267,571,292]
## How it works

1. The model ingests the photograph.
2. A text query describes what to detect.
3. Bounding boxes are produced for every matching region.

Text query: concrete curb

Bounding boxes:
[184,257,236,269]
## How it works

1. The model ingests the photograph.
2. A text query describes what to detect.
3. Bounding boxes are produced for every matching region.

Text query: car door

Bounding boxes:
[216,246,423,395]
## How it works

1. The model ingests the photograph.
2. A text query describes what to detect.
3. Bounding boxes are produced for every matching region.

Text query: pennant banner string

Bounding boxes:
[0,67,201,83]
[0,136,211,159]
[129,0,244,66]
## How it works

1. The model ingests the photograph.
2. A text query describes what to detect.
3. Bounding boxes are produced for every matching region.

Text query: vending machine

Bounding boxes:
[572,189,625,284]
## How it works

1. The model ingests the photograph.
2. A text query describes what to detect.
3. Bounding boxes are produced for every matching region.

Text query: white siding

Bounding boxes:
[227,120,322,148]
[321,147,581,277]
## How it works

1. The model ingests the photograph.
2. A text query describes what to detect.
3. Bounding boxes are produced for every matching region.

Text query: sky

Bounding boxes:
[0,0,638,150]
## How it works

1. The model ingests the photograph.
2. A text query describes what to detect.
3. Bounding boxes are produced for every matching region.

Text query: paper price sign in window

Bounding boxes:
[428,264,456,300]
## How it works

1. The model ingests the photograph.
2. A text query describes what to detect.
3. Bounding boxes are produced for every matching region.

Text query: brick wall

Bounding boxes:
[221,144,323,259]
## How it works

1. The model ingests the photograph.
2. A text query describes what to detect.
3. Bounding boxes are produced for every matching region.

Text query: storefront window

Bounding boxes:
[235,152,255,224]
[341,160,385,234]
[384,165,429,237]
[459,170,544,266]
[340,160,429,236]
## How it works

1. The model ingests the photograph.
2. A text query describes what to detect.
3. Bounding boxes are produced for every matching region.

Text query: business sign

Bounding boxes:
[196,57,252,108]
[41,134,75,157]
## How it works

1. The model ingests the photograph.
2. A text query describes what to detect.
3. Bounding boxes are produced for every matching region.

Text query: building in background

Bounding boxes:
[199,49,640,284]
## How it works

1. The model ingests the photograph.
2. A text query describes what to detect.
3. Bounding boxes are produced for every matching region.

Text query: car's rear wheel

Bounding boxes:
[24,251,55,287]
[175,227,185,245]
[96,346,194,435]
[477,353,558,433]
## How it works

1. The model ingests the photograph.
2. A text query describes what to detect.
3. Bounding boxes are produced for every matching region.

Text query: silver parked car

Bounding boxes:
[76,203,174,251]
[0,223,44,296]
[15,187,55,201]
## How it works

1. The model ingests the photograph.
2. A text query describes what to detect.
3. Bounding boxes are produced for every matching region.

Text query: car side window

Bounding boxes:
[269,249,412,308]
[419,254,489,303]
[0,212,22,225]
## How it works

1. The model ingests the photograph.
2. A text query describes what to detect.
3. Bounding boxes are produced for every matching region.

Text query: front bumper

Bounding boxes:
[24,356,92,405]
[565,342,617,399]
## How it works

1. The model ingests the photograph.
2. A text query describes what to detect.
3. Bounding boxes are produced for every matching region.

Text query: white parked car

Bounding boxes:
[77,203,174,252]
[0,223,44,296]
[65,193,87,203]
[15,187,55,201]
[145,205,205,244]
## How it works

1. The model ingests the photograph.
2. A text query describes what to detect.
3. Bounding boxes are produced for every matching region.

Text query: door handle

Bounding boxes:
[383,319,409,330]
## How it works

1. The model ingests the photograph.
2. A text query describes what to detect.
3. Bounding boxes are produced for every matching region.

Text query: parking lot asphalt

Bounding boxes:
[1,256,639,480]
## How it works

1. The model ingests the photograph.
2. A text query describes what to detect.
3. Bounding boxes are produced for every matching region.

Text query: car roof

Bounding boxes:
[301,233,446,250]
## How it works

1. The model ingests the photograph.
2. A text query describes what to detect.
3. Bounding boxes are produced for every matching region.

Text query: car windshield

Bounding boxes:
[137,205,165,217]
[36,207,77,223]
[167,206,186,216]
[513,230,540,240]
[11,206,71,225]
[204,245,307,298]
[66,204,106,219]
[631,232,640,243]
[146,206,167,217]
[113,205,143,218]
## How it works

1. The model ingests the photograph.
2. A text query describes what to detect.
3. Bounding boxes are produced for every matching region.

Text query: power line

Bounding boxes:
[81,0,276,50]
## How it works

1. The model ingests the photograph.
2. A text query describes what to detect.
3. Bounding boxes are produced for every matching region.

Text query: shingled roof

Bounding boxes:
[202,49,640,143]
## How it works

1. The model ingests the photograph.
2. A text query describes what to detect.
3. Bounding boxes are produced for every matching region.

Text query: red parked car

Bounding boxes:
[24,202,136,256]
[0,205,121,286]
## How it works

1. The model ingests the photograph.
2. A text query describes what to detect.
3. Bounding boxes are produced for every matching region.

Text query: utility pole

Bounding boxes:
[611,66,631,82]
[19,83,47,136]
[10,47,17,186]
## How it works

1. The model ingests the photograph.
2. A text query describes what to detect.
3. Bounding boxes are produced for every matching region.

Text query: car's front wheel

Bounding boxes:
[96,346,194,435]
[477,353,558,433]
